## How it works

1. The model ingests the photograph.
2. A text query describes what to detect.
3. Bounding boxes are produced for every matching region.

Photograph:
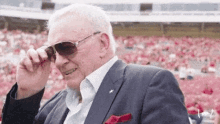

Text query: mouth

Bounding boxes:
[65,68,77,75]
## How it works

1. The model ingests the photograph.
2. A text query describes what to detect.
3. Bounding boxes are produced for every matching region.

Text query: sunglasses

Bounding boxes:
[45,31,101,62]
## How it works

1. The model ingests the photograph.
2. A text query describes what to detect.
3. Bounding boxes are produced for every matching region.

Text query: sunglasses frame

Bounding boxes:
[45,31,101,61]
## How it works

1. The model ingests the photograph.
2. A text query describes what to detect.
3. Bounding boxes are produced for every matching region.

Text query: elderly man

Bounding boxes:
[2,4,190,124]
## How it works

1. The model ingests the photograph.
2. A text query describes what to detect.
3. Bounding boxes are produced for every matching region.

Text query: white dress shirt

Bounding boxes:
[64,56,118,124]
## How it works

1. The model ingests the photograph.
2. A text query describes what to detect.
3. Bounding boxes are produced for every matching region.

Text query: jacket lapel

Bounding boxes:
[84,60,127,124]
[48,93,69,124]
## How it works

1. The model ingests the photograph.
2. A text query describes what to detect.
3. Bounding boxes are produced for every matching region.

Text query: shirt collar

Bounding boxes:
[65,56,118,110]
[86,56,118,93]
[66,87,81,109]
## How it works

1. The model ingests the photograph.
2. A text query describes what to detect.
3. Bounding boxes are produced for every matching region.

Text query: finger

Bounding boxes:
[27,48,40,63]
[43,42,50,46]
[20,56,34,72]
[36,48,48,61]
[40,45,49,50]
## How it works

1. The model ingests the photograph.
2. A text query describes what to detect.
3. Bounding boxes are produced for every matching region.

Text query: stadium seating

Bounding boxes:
[0,29,220,123]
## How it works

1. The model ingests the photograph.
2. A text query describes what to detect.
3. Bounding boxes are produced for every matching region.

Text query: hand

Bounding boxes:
[16,46,51,99]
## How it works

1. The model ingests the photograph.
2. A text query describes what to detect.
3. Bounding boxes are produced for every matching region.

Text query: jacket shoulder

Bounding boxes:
[124,64,176,85]
[125,64,165,77]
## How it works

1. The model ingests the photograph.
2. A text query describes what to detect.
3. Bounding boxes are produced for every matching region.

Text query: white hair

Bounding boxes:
[47,3,116,53]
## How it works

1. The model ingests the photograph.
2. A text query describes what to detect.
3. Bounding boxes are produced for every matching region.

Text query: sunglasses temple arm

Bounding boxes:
[94,31,101,35]
[52,46,56,54]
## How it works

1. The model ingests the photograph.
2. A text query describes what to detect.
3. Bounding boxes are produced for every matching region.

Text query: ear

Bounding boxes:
[99,33,110,58]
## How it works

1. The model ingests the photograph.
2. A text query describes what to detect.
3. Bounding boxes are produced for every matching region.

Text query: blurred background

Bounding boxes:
[0,0,220,123]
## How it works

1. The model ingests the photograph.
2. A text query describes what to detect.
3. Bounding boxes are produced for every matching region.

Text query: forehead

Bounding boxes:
[47,17,93,45]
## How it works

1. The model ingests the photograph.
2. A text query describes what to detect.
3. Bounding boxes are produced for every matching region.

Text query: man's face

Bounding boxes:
[47,17,102,90]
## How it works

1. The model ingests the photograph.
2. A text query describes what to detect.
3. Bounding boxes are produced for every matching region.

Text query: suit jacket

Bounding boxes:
[2,60,190,124]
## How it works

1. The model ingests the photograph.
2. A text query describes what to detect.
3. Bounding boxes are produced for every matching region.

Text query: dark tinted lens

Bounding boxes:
[55,42,76,56]
[45,46,55,61]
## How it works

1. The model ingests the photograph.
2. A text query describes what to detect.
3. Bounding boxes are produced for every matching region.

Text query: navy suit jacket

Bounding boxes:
[2,60,190,124]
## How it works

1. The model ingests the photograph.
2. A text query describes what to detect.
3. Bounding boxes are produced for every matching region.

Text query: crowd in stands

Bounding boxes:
[177,75,220,123]
[115,35,220,73]
[0,28,220,123]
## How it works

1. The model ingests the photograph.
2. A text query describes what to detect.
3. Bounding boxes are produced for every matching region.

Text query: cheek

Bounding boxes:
[75,55,99,76]
[77,58,95,74]
[73,43,101,74]
[79,45,100,62]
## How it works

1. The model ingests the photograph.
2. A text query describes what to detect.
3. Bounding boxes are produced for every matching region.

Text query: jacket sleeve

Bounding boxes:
[2,83,44,124]
[141,69,190,124]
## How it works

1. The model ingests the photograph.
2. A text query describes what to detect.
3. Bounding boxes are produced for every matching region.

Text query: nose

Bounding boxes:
[54,52,69,67]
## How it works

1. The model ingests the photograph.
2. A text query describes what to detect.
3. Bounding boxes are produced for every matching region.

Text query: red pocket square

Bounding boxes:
[105,113,132,124]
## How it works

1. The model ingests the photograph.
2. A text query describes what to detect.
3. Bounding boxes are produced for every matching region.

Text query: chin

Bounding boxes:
[65,79,81,90]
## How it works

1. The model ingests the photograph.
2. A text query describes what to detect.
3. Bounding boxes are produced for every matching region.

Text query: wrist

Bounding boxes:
[17,87,42,99]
